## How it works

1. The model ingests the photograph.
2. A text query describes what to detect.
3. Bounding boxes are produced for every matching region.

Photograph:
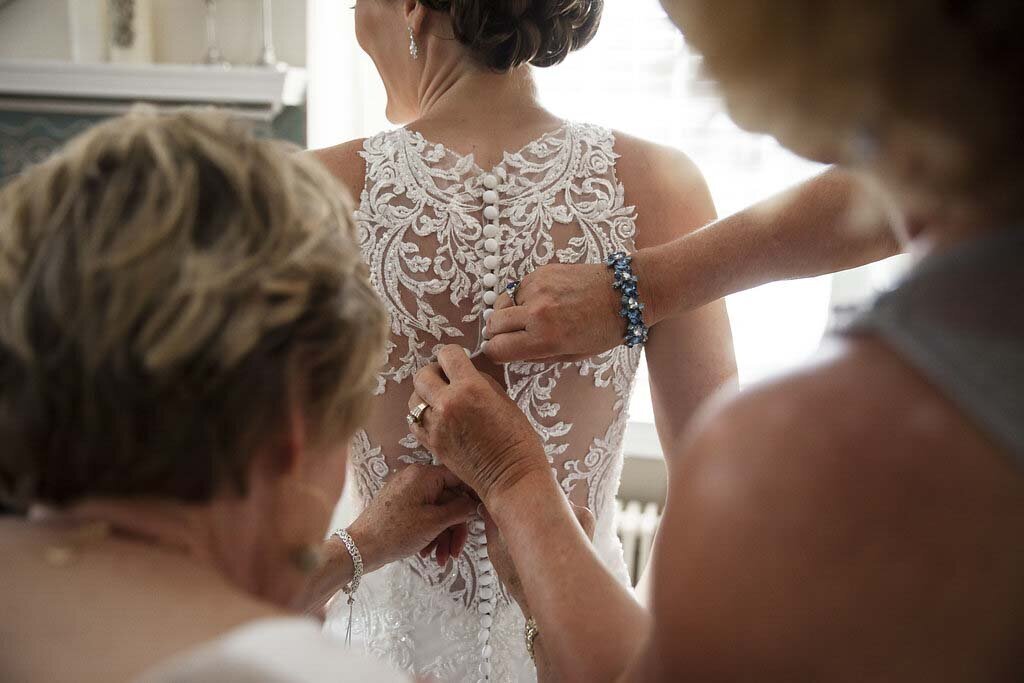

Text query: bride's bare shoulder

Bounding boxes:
[608,130,716,247]
[310,138,369,201]
[610,131,703,183]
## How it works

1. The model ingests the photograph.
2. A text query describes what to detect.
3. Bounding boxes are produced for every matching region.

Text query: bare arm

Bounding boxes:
[491,473,649,682]
[614,137,738,456]
[482,501,600,682]
[485,167,899,364]
[638,166,899,324]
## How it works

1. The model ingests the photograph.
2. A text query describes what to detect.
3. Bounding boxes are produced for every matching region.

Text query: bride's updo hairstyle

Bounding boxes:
[662,0,1024,223]
[419,0,603,71]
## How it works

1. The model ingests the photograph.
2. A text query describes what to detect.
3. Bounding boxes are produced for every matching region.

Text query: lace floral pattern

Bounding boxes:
[329,122,642,682]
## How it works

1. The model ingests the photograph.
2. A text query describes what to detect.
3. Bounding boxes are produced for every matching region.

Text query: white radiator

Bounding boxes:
[615,498,662,585]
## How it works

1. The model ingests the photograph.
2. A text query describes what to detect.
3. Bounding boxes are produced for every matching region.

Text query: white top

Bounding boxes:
[135,617,408,682]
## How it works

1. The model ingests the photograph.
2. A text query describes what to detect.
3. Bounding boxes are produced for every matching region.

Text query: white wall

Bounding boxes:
[307,0,388,148]
[152,0,306,67]
[0,0,72,61]
[0,0,306,66]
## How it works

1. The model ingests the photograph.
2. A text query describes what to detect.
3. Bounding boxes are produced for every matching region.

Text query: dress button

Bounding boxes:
[484,238,499,253]
[479,559,493,572]
[483,206,499,221]
[495,167,508,180]
[483,255,499,271]
[480,340,489,353]
[480,614,493,628]
[483,291,498,306]
[482,309,494,322]
[480,661,492,676]
[483,174,498,190]
[479,587,494,600]
[478,573,494,586]
[479,602,493,615]
[483,224,499,239]
[482,273,498,288]
[483,190,499,205]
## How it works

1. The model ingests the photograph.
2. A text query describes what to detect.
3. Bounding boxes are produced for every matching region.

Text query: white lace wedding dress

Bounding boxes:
[324,122,641,682]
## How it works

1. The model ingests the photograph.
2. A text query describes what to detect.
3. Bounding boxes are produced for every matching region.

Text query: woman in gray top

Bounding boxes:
[407,0,1024,680]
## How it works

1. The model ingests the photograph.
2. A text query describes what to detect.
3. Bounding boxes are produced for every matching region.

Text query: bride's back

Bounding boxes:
[347,111,646,507]
[312,1,727,677]
[317,104,701,680]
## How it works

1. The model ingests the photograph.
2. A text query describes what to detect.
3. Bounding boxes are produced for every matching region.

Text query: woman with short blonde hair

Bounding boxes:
[0,109,475,682]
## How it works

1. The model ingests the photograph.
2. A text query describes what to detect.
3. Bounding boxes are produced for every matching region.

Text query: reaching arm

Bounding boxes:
[636,166,899,325]
[484,166,899,364]
[488,472,650,682]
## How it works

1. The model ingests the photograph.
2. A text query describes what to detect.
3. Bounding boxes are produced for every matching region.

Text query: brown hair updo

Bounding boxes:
[419,0,603,71]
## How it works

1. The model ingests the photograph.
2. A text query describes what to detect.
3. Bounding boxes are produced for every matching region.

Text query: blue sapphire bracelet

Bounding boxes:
[606,252,649,349]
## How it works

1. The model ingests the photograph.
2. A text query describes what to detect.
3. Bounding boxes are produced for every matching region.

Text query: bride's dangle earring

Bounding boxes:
[408,26,419,60]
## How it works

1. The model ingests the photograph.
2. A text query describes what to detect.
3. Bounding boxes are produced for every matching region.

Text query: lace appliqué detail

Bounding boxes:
[342,122,642,681]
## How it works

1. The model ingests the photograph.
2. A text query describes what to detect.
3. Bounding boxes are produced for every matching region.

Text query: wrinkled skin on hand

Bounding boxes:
[483,262,627,364]
[348,463,477,572]
[407,345,551,506]
[302,464,477,617]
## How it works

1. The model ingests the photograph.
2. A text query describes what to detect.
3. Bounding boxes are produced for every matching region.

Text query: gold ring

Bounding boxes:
[406,402,429,427]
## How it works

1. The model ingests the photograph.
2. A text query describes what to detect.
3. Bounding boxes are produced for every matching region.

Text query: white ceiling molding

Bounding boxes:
[0,59,307,116]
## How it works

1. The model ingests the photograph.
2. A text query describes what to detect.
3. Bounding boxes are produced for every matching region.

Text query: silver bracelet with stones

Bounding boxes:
[333,528,363,646]
[606,251,649,348]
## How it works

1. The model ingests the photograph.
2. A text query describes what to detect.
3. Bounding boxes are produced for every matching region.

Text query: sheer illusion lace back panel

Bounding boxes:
[352,123,642,609]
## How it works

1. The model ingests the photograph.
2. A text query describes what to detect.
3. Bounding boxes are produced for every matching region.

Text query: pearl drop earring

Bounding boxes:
[409,26,419,60]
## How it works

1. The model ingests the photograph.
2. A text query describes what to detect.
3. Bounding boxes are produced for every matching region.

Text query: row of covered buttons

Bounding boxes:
[472,515,496,681]
[474,167,506,680]
[478,167,508,355]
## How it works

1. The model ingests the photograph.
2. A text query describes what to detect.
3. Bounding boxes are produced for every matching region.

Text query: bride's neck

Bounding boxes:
[415,62,548,128]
